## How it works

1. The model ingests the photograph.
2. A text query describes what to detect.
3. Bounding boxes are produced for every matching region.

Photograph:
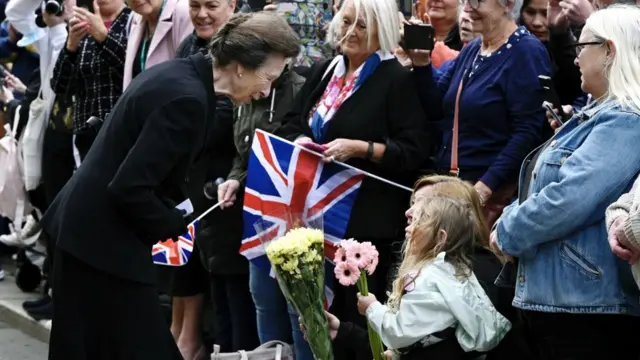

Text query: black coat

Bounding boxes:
[278,57,430,243]
[41,53,221,284]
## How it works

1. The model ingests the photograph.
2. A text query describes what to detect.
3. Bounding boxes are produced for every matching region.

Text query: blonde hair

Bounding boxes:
[326,0,400,53]
[585,4,640,112]
[413,175,490,246]
[387,196,476,310]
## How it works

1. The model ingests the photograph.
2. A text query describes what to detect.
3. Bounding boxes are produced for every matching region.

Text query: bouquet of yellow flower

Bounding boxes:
[265,227,334,360]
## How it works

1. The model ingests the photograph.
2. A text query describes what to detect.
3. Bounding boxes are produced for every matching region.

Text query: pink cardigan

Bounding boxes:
[123,0,194,89]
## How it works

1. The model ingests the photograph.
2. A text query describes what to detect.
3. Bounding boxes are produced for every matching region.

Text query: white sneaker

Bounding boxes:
[0,216,41,247]
[0,269,5,281]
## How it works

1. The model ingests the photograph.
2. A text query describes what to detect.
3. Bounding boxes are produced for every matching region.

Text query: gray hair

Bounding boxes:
[208,12,301,70]
[498,0,524,19]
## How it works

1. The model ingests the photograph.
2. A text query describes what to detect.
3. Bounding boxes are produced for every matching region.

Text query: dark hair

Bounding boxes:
[209,12,301,70]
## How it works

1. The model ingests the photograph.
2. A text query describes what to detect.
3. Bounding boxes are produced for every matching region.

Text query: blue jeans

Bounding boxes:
[249,263,313,360]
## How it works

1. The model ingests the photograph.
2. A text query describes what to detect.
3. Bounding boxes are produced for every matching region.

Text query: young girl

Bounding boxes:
[357,196,511,359]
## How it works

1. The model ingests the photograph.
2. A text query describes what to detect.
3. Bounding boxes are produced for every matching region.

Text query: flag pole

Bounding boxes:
[324,157,413,193]
[256,130,414,193]
[194,200,224,222]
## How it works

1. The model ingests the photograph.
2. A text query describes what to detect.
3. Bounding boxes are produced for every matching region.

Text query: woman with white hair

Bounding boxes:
[491,4,640,358]
[409,0,551,225]
[277,0,429,356]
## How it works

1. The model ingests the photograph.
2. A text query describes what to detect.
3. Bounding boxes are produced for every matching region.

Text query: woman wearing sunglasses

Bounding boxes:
[406,0,550,228]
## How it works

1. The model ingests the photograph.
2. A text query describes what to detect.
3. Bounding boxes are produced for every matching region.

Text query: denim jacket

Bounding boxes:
[495,100,640,315]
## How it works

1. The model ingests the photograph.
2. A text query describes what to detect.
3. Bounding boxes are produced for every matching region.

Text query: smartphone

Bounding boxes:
[543,102,564,127]
[538,75,568,123]
[403,23,435,51]
[76,0,94,13]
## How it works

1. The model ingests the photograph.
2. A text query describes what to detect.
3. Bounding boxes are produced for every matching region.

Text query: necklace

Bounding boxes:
[468,26,516,78]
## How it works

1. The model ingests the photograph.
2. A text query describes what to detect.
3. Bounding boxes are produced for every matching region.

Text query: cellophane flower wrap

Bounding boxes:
[265,227,334,360]
[334,239,385,360]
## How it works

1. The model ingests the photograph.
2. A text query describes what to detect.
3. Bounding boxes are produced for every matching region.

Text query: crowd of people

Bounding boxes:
[0,0,640,358]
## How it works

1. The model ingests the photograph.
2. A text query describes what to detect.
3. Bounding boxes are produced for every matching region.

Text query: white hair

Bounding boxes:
[497,0,523,20]
[326,0,400,53]
[586,4,640,111]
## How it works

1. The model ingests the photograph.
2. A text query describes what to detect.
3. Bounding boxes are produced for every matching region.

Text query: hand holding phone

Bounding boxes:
[403,23,435,51]
[543,102,564,129]
[538,75,569,123]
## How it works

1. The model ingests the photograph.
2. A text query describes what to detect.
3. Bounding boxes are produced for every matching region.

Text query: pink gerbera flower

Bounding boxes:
[334,247,348,264]
[345,242,371,269]
[359,242,379,274]
[334,261,360,286]
[366,249,379,275]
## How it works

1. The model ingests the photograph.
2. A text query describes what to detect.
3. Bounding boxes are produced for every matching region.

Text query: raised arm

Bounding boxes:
[376,69,430,172]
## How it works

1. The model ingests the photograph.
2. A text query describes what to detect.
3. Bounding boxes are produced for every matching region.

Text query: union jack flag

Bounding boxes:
[152,220,198,266]
[240,130,364,305]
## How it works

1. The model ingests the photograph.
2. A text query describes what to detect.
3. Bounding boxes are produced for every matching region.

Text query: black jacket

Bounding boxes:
[41,53,221,284]
[278,57,430,243]
[176,33,209,58]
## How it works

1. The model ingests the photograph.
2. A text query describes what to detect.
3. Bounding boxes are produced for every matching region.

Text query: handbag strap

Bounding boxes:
[449,76,464,177]
[8,105,21,140]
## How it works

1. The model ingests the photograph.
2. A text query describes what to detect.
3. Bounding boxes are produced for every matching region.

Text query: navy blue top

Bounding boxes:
[415,26,551,191]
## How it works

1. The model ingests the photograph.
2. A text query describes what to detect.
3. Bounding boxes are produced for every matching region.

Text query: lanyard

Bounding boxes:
[140,0,166,71]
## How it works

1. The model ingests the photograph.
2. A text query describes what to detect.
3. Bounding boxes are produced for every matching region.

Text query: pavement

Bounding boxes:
[0,320,48,360]
[0,262,51,346]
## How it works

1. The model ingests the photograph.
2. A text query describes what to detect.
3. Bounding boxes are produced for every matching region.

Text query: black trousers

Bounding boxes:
[523,310,640,360]
[210,273,259,352]
[49,248,182,360]
[41,126,74,283]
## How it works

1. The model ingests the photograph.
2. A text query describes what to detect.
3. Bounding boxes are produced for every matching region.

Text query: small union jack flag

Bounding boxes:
[240,130,364,306]
[152,220,198,266]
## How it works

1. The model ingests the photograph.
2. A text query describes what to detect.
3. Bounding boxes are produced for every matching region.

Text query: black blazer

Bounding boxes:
[41,53,220,284]
[278,57,430,242]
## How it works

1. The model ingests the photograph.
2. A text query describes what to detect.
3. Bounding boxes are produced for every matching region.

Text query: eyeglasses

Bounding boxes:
[466,0,483,9]
[569,40,605,55]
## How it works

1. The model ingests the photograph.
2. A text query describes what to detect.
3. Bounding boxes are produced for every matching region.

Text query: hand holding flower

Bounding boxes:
[357,292,377,315]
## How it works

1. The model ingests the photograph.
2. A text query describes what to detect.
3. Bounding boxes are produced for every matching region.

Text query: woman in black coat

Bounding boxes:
[276,0,429,357]
[168,1,236,358]
[41,12,300,360]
